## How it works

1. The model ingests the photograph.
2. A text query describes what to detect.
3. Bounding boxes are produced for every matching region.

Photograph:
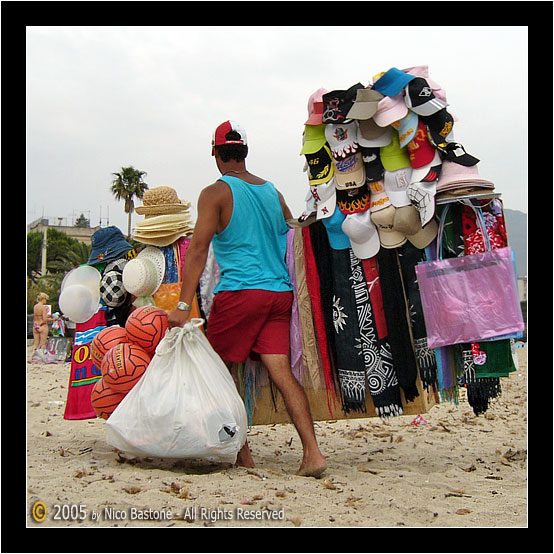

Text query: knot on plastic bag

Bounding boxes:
[157,318,205,355]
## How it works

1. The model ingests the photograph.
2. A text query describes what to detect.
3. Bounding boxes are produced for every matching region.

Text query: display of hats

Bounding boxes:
[360,147,385,183]
[368,179,392,213]
[404,77,448,116]
[305,87,328,125]
[322,83,365,124]
[346,88,384,120]
[356,119,393,148]
[300,124,327,155]
[379,133,411,172]
[133,213,194,247]
[122,246,165,297]
[135,186,191,217]
[391,110,418,148]
[309,178,337,220]
[383,167,413,208]
[334,152,365,190]
[88,226,133,266]
[325,121,359,159]
[305,144,334,186]
[407,181,437,226]
[372,67,416,97]
[342,209,380,259]
[373,93,408,128]
[322,207,351,250]
[370,205,407,249]
[407,120,437,169]
[100,270,128,307]
[336,183,371,215]
[392,205,438,249]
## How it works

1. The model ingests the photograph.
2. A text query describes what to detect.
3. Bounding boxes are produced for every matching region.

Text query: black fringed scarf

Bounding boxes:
[376,247,420,403]
[397,241,439,392]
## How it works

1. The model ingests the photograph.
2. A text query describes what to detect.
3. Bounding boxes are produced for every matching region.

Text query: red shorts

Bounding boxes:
[207,289,293,363]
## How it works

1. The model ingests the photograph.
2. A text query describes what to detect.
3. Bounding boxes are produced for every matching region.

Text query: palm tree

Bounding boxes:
[110,166,149,237]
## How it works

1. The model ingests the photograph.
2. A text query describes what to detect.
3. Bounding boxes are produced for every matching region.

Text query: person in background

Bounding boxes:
[168,121,327,477]
[32,292,53,352]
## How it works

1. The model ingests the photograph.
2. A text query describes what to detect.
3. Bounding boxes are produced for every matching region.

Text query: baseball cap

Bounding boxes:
[421,108,454,149]
[373,93,408,128]
[309,178,337,220]
[407,120,436,168]
[305,144,334,186]
[336,183,371,215]
[404,77,448,116]
[357,118,393,147]
[410,149,442,184]
[322,83,365,124]
[407,181,437,226]
[391,111,418,148]
[372,67,416,97]
[346,88,384,120]
[325,121,359,159]
[361,146,385,182]
[300,124,327,155]
[334,152,366,190]
[371,205,407,249]
[212,120,247,154]
[383,167,413,207]
[393,205,438,249]
[305,87,328,125]
[342,210,381,259]
[379,133,411,172]
[368,179,392,213]
[322,207,351,250]
[437,141,480,167]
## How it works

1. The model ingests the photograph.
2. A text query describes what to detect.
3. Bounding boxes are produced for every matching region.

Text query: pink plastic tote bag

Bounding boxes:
[415,201,524,348]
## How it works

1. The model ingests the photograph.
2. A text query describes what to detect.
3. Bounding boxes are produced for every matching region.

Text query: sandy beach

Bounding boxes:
[26,341,527,528]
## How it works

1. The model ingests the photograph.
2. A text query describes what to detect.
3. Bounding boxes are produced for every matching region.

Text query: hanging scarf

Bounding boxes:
[286,228,306,385]
[397,241,438,392]
[376,247,420,402]
[302,225,337,414]
[353,251,403,416]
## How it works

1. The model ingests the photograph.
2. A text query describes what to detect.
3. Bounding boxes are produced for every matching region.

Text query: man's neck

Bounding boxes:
[220,162,247,177]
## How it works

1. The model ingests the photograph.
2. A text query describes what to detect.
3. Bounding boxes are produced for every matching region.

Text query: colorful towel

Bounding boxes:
[63,307,106,420]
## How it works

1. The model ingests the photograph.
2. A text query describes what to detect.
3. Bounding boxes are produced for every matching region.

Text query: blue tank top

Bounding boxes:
[212,176,293,294]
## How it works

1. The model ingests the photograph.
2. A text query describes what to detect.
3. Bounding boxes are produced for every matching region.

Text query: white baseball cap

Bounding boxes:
[309,178,337,220]
[342,210,381,259]
[384,167,413,207]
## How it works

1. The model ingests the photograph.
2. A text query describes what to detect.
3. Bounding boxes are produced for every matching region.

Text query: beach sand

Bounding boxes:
[26,342,527,528]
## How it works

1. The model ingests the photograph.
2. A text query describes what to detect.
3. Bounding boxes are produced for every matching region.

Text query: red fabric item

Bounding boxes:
[302,226,337,414]
[63,308,107,420]
[207,289,293,363]
[361,257,389,340]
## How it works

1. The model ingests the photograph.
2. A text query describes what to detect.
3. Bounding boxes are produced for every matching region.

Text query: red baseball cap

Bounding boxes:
[211,120,247,155]
[407,121,436,169]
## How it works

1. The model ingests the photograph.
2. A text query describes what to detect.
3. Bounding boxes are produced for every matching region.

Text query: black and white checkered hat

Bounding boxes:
[100,270,128,307]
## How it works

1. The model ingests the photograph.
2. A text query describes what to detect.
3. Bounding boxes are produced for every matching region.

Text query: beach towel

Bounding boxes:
[63,307,106,420]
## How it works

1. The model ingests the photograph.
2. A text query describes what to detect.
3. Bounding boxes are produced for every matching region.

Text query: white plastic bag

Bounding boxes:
[105,318,247,463]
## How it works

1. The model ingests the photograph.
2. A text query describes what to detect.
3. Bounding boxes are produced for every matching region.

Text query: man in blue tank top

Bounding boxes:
[169,121,326,477]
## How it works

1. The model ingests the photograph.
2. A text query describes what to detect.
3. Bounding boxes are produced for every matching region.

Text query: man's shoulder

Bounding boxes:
[198,179,232,205]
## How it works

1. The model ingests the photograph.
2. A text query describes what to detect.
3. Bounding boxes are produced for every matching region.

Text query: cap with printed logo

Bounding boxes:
[407,120,436,169]
[334,152,366,190]
[342,210,381,259]
[325,121,359,159]
[410,149,442,184]
[360,146,385,182]
[371,205,407,249]
[391,111,418,148]
[212,120,247,155]
[336,183,371,215]
[368,179,392,213]
[404,77,448,116]
[305,144,334,185]
[383,167,413,207]
[322,83,365,124]
[309,177,337,220]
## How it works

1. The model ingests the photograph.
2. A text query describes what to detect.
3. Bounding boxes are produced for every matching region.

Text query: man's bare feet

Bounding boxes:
[296,454,327,478]
[234,442,255,468]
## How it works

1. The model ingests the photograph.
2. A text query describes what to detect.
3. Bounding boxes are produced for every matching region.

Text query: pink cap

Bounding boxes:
[306,88,328,125]
[373,93,408,128]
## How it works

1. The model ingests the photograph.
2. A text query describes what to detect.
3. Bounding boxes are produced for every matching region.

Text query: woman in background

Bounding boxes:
[32,292,52,352]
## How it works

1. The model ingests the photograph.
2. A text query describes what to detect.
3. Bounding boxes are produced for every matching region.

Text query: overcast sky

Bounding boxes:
[26,26,528,235]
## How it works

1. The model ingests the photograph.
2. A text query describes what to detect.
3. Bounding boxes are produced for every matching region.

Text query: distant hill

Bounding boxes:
[504,209,527,277]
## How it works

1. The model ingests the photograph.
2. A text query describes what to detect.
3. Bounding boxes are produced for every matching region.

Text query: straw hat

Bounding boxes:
[136,186,191,217]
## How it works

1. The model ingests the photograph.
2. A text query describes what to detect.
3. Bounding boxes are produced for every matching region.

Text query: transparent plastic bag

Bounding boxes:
[105,319,247,462]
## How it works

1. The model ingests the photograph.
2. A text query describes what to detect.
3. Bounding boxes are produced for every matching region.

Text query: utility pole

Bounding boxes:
[41,224,48,276]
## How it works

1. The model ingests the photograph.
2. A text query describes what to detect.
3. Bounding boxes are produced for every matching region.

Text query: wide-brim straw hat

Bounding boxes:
[133,213,194,246]
[136,186,191,217]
